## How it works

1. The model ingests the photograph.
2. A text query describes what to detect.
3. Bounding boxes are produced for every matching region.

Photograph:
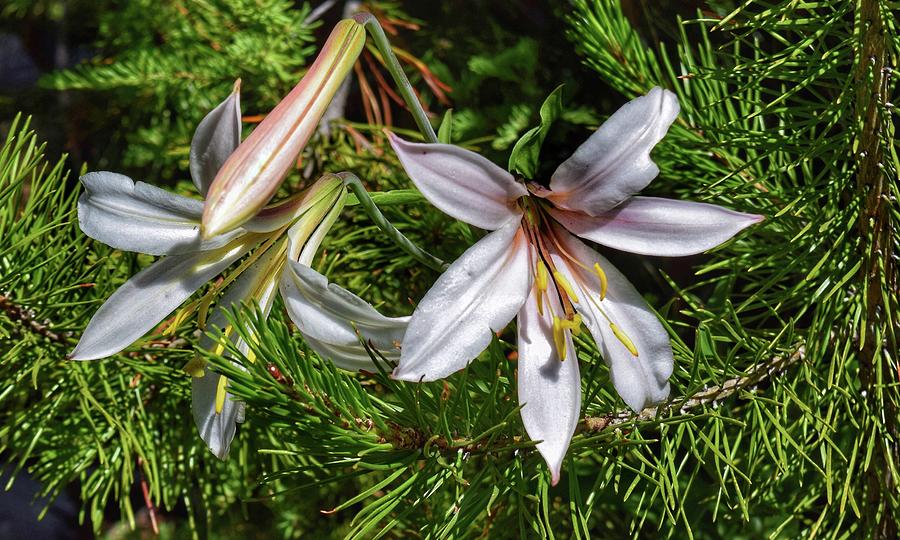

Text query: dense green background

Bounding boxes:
[1,1,897,538]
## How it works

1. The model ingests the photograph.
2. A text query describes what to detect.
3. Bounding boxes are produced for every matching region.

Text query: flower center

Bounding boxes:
[520,194,640,360]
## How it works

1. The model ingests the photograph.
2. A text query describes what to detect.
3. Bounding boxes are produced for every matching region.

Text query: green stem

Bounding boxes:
[339,172,447,272]
[353,12,438,143]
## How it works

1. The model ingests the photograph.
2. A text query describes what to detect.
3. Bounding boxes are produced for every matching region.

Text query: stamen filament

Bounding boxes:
[213,326,232,357]
[167,232,275,335]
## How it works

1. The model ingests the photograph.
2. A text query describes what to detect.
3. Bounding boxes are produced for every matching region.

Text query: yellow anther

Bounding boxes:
[568,314,583,336]
[552,316,568,362]
[593,263,608,300]
[183,357,207,378]
[534,260,550,316]
[609,323,639,357]
[552,271,580,304]
[215,374,229,414]
[535,260,549,291]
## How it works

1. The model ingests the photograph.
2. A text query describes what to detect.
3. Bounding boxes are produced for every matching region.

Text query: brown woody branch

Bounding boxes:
[0,294,68,344]
[582,346,806,433]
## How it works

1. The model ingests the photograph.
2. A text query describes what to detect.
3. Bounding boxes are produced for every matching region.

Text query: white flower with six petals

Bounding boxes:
[389,87,762,484]
[71,85,407,459]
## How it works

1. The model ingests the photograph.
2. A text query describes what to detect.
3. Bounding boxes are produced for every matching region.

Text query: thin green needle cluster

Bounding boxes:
[0,1,897,538]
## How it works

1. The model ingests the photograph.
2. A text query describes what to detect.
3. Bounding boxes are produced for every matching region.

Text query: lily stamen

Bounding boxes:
[552,270,579,304]
[609,323,639,357]
[170,232,278,335]
[593,263,608,300]
[535,259,549,316]
[551,314,584,361]
[551,316,567,361]
[214,373,229,414]
[182,357,207,378]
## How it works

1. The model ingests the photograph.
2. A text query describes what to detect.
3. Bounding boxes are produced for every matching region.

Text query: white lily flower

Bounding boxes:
[389,87,763,484]
[72,85,404,459]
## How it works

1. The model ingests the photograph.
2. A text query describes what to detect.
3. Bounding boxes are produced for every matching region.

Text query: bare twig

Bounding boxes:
[0,294,69,344]
[582,346,806,433]
[136,456,159,535]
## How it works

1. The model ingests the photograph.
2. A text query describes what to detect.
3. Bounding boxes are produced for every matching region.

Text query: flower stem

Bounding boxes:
[339,172,447,272]
[353,12,438,143]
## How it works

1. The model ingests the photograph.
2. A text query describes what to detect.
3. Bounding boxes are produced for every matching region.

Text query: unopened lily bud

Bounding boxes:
[201,18,366,238]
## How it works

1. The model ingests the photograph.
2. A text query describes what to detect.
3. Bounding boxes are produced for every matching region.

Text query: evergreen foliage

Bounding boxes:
[1,0,897,538]
[42,0,318,177]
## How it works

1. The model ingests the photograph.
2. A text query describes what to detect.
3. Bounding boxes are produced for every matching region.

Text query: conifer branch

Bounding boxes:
[0,294,69,344]
[582,346,806,433]
[854,0,898,536]
[373,346,806,453]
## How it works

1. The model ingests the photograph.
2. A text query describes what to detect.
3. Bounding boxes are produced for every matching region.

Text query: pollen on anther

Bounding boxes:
[535,260,549,316]
[552,271,580,304]
[593,263,608,300]
[214,374,229,414]
[609,323,638,357]
[552,316,568,362]
[535,260,549,291]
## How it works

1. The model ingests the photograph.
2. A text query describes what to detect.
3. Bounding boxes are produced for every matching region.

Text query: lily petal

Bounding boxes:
[197,242,283,356]
[190,82,242,197]
[78,172,241,255]
[394,219,531,381]
[549,197,763,257]
[517,286,580,486]
[192,370,244,460]
[70,238,256,360]
[201,19,365,237]
[192,245,282,459]
[547,87,680,216]
[389,133,527,230]
[280,261,408,371]
[550,228,672,411]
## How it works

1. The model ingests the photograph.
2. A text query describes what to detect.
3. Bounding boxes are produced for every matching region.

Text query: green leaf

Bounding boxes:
[438,109,454,144]
[508,84,564,178]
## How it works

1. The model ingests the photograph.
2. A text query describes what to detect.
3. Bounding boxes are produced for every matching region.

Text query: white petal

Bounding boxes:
[388,133,526,230]
[549,197,763,256]
[280,261,408,371]
[394,219,531,381]
[301,336,393,372]
[70,239,254,360]
[547,88,680,215]
[200,245,282,344]
[190,87,242,197]
[192,370,244,460]
[193,246,280,460]
[517,287,580,486]
[550,228,672,411]
[78,171,241,255]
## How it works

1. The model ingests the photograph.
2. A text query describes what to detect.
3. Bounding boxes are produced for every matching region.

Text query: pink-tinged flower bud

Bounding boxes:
[201,19,365,238]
